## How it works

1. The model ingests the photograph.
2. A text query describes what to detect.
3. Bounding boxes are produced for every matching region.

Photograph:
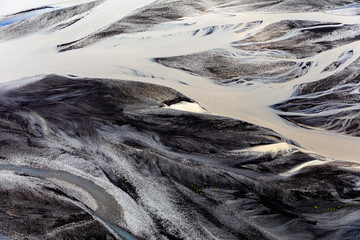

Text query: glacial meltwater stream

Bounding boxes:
[1,1,360,239]
[0,4,359,163]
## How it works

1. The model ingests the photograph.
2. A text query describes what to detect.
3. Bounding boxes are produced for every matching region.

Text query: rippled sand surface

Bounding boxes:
[0,1,360,239]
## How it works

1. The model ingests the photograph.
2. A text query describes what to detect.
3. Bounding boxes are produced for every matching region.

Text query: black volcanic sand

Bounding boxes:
[55,0,360,52]
[0,1,101,41]
[0,75,360,239]
[155,20,360,84]
[155,49,308,84]
[274,57,360,137]
[236,21,360,59]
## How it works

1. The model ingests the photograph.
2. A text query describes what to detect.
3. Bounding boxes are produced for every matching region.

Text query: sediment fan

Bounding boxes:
[0,0,359,239]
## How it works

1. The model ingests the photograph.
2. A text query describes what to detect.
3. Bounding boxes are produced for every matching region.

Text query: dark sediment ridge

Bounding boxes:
[0,75,360,239]
[274,56,360,137]
[0,1,100,41]
[54,0,360,53]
